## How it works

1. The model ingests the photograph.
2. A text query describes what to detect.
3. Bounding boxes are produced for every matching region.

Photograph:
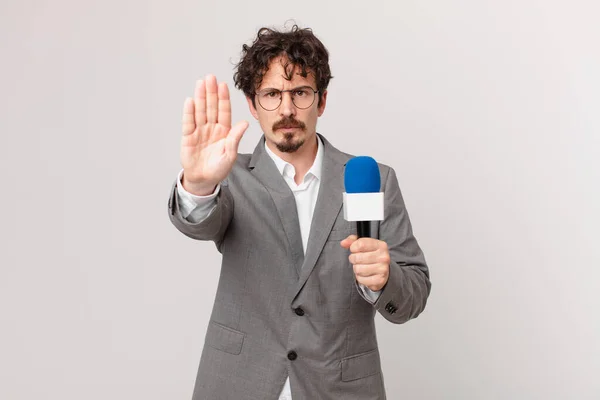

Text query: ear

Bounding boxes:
[317,90,328,117]
[246,96,259,120]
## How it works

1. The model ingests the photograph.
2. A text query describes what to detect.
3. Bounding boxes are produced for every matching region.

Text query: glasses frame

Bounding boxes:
[255,86,319,111]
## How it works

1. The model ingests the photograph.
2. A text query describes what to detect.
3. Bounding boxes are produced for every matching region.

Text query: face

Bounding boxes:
[246,56,327,154]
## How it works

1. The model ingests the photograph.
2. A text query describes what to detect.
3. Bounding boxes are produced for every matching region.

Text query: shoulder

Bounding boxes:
[330,145,394,187]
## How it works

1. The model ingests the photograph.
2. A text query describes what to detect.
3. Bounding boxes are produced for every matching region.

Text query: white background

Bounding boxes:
[1,0,598,399]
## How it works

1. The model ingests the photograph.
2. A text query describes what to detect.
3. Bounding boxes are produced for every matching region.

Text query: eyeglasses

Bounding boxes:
[255,86,319,111]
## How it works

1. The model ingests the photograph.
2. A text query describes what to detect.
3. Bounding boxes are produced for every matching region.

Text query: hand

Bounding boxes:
[340,235,390,292]
[180,75,249,195]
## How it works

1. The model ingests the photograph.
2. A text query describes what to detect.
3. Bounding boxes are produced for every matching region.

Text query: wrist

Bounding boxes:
[181,175,217,196]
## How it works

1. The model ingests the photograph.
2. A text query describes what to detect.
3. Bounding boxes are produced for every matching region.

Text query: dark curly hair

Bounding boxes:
[233,24,333,108]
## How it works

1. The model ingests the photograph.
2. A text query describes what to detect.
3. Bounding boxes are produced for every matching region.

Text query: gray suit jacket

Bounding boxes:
[168,134,431,400]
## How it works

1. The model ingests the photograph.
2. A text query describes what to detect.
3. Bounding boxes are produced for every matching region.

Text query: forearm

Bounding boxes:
[168,178,233,243]
[176,169,219,223]
[374,166,431,323]
[374,260,431,324]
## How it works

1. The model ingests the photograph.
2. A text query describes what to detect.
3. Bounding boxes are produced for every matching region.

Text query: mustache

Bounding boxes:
[272,117,306,131]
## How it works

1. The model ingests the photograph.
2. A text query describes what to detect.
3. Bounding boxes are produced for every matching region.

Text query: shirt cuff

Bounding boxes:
[358,283,382,304]
[176,169,220,222]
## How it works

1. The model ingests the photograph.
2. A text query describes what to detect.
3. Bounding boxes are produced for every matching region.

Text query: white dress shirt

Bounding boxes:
[176,136,381,400]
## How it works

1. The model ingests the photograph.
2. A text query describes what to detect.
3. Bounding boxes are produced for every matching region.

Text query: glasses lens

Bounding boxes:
[256,88,317,110]
[258,90,281,111]
[292,88,315,109]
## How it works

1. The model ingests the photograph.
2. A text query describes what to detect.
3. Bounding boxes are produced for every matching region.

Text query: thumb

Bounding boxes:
[340,234,358,249]
[226,120,249,156]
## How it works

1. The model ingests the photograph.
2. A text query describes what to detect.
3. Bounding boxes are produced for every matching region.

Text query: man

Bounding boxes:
[168,24,431,400]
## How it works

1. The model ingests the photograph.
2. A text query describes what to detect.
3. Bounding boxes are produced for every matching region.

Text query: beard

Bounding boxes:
[272,116,307,153]
[275,132,305,153]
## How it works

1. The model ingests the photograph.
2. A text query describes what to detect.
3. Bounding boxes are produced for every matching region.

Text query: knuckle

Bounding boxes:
[381,254,390,264]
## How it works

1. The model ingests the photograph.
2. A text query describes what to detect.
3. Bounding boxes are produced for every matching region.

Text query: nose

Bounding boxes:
[279,91,297,118]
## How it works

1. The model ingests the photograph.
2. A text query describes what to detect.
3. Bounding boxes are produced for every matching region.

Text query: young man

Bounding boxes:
[168,24,431,400]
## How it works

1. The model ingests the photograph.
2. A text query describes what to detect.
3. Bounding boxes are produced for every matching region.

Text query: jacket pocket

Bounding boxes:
[341,349,381,382]
[205,321,245,355]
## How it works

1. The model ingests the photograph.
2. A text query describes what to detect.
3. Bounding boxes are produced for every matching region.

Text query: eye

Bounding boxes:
[259,90,279,99]
[294,89,309,97]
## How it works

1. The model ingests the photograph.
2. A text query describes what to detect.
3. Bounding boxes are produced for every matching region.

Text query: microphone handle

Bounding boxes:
[356,221,371,239]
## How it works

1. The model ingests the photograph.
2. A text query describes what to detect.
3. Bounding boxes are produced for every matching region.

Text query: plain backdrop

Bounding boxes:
[1,1,599,399]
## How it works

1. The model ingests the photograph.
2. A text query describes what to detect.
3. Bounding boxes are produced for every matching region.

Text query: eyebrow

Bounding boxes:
[259,85,314,92]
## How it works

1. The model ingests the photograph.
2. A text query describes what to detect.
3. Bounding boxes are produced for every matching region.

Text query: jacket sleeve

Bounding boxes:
[372,166,432,324]
[167,178,234,249]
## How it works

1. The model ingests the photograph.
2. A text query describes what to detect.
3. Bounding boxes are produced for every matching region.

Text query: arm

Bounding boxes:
[372,167,431,324]
[167,169,233,244]
[168,75,247,245]
[342,167,431,323]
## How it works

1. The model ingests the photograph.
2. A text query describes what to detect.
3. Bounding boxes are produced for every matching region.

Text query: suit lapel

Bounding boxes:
[249,138,303,278]
[293,134,348,299]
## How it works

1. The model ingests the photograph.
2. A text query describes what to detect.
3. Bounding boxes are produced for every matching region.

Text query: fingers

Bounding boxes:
[344,237,390,271]
[182,97,195,136]
[354,274,387,292]
[349,248,390,266]
[344,237,391,292]
[205,75,218,123]
[226,120,249,156]
[193,75,233,129]
[349,237,383,253]
[353,262,389,292]
[353,263,386,277]
[340,235,358,249]
[194,79,206,126]
[217,82,231,128]
[341,236,381,253]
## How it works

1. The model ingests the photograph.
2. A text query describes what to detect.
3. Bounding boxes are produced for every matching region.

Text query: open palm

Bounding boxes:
[181,75,249,195]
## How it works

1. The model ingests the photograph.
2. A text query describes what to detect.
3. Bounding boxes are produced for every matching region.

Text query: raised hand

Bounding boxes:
[180,75,249,195]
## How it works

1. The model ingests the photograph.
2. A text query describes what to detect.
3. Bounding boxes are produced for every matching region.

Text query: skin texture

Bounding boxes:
[180,75,249,196]
[246,56,326,185]
[341,235,391,292]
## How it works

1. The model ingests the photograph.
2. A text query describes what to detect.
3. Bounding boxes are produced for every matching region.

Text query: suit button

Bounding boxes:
[294,307,305,316]
[385,302,397,314]
[287,351,297,361]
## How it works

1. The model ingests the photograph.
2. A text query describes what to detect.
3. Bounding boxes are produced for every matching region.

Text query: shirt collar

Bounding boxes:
[264,135,323,182]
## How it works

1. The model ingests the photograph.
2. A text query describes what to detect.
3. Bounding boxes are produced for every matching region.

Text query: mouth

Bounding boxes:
[276,126,300,130]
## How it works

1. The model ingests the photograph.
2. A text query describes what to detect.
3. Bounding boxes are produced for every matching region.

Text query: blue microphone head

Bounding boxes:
[344,156,381,193]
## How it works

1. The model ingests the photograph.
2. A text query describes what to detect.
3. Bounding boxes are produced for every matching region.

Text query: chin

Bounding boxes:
[276,140,304,153]
[275,132,304,153]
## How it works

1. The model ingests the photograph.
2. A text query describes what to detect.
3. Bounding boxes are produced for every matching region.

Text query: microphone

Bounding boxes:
[343,156,384,238]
